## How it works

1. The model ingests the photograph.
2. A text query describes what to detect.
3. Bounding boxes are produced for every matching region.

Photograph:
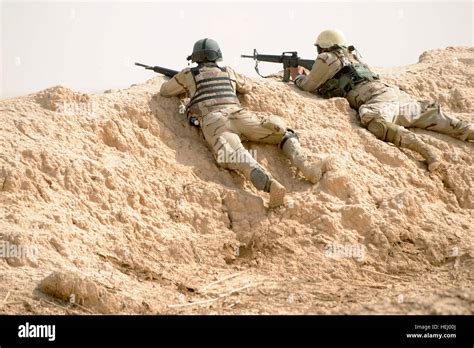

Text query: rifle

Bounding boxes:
[135,62,199,127]
[241,49,314,82]
[135,62,178,78]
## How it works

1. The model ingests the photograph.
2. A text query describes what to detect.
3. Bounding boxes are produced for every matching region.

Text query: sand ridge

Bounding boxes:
[0,47,472,314]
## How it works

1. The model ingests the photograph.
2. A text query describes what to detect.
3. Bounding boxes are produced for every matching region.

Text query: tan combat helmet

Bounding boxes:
[315,29,347,49]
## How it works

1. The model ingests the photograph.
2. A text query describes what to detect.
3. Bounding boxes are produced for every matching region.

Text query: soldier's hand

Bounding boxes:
[290,66,309,81]
[289,67,299,80]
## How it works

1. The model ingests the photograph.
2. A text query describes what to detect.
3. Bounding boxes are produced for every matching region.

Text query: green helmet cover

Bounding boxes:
[188,38,223,63]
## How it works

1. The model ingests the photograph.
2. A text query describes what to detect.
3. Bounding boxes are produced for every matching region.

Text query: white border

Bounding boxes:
[2,0,473,3]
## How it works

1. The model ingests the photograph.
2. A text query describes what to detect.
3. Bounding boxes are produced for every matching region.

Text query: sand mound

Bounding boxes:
[34,86,91,112]
[38,271,120,314]
[0,47,472,314]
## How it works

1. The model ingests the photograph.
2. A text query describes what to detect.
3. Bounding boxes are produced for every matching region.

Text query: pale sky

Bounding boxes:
[1,0,473,99]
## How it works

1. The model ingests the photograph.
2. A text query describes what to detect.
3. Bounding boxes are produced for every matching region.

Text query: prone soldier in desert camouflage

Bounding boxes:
[160,38,330,208]
[290,30,474,171]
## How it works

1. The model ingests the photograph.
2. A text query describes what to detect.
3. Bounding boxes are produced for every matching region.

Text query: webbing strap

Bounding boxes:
[196,82,233,91]
[187,94,239,108]
[193,87,236,100]
[196,76,232,85]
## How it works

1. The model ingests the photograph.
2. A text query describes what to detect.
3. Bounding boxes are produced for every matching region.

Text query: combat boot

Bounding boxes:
[268,179,286,208]
[249,167,286,208]
[396,128,441,172]
[281,136,328,184]
[367,118,442,172]
[465,125,474,141]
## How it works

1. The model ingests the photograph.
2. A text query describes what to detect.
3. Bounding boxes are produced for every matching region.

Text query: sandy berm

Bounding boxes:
[0,47,472,314]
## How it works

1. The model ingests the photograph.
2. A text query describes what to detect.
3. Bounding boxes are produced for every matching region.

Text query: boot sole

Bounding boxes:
[427,160,442,172]
[269,184,286,208]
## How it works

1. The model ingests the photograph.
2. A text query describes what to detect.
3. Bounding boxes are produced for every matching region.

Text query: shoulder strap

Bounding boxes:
[190,67,200,87]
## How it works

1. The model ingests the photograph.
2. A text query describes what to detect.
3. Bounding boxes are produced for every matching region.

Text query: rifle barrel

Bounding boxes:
[135,62,177,77]
[135,62,150,68]
[152,66,179,77]
[254,54,283,63]
[298,59,315,70]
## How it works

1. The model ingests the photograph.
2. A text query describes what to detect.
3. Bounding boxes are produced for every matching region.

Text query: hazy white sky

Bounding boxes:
[1,0,473,99]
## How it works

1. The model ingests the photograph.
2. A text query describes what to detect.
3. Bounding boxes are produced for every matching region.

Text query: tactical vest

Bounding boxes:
[186,65,241,117]
[318,46,379,98]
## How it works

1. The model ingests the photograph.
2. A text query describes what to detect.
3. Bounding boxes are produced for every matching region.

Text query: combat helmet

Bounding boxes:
[187,38,223,63]
[315,29,347,50]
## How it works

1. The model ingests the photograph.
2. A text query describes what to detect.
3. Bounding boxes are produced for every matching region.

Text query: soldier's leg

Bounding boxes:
[279,130,332,184]
[214,132,286,208]
[202,113,286,207]
[410,105,473,141]
[386,89,473,141]
[231,109,330,184]
[229,109,287,144]
[360,102,441,172]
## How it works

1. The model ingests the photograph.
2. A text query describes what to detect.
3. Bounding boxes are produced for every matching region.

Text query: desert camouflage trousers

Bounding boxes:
[347,81,472,140]
[200,105,287,180]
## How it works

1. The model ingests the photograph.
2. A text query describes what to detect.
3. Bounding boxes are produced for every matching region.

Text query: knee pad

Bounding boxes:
[366,118,387,140]
[261,116,287,135]
[367,118,400,143]
[250,167,272,192]
[279,128,299,149]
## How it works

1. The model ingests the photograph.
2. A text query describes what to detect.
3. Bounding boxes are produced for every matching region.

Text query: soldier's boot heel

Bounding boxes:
[268,180,286,208]
[465,125,474,142]
[397,129,442,172]
[282,137,330,184]
[299,156,334,184]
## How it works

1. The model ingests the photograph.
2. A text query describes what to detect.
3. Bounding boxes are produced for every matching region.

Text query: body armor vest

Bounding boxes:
[318,45,379,98]
[186,65,241,117]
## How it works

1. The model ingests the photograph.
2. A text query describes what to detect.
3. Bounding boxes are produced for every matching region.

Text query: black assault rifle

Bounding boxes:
[135,62,178,78]
[241,49,314,82]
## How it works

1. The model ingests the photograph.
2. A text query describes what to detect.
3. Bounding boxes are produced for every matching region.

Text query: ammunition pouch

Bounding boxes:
[319,63,378,98]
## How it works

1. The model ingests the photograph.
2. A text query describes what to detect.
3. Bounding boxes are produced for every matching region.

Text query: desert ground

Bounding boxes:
[0,47,472,314]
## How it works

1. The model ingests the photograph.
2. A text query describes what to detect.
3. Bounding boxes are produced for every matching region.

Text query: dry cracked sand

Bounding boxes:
[0,47,473,315]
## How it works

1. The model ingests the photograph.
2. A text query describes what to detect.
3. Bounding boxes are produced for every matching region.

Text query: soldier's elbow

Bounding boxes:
[159,86,171,97]
[296,81,309,91]
[300,79,319,92]
[242,87,253,94]
[239,82,253,94]
[237,85,252,94]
